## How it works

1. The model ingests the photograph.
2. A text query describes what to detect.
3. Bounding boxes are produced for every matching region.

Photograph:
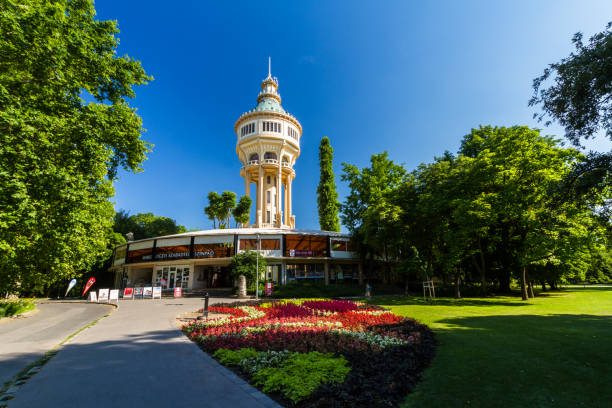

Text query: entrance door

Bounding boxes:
[169,271,175,289]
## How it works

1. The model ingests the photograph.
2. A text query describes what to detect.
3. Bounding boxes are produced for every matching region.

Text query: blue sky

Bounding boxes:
[96,0,612,231]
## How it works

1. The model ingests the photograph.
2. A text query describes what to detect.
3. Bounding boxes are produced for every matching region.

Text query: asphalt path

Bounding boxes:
[0,302,112,386]
[10,298,279,408]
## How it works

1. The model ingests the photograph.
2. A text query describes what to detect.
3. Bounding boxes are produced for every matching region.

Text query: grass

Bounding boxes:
[370,286,612,408]
[0,299,35,318]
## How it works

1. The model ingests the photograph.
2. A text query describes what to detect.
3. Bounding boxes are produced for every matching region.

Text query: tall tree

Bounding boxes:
[530,22,612,207]
[0,0,151,294]
[204,191,221,229]
[317,137,340,232]
[113,211,187,241]
[219,191,237,228]
[232,195,252,227]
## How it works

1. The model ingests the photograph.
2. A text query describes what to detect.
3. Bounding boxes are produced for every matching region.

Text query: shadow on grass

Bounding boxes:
[370,296,531,308]
[404,313,612,408]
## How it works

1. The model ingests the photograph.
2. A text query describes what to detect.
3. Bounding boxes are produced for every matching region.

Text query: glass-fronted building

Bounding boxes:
[109,228,361,291]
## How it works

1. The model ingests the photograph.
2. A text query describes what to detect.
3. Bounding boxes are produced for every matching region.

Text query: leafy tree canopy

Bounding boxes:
[113,210,187,241]
[0,0,151,294]
[229,250,266,286]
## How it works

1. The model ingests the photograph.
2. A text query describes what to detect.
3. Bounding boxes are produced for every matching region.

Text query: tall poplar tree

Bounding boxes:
[317,137,340,231]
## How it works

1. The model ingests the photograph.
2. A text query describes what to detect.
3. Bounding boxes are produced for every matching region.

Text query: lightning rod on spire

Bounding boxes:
[268,56,271,77]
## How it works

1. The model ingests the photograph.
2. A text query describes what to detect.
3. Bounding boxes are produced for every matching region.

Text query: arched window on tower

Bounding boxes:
[249,153,259,162]
[264,152,277,161]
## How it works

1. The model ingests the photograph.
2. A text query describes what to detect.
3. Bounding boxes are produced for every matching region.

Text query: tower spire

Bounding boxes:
[268,56,271,78]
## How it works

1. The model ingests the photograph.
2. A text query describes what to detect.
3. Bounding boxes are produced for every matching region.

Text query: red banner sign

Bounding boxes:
[174,287,182,298]
[265,282,273,296]
[82,277,96,296]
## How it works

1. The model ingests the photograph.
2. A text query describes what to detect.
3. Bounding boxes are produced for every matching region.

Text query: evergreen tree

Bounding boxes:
[317,137,340,231]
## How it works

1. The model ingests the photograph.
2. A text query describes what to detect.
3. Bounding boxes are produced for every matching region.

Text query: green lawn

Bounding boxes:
[371,286,612,408]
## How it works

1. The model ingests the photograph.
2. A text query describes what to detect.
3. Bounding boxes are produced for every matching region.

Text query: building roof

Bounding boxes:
[253,97,286,114]
[121,228,351,246]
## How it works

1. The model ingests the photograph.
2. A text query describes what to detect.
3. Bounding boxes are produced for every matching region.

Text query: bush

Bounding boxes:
[252,352,350,403]
[212,348,258,366]
[0,300,35,318]
[238,350,292,374]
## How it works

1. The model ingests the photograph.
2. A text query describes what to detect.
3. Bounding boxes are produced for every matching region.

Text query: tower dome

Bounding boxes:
[235,59,302,228]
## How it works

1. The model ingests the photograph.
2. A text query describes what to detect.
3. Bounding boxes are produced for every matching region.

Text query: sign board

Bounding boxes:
[109,289,119,303]
[134,287,144,298]
[174,287,182,298]
[123,287,134,299]
[265,282,273,297]
[88,291,97,302]
[143,287,153,297]
[98,289,109,303]
[152,286,162,299]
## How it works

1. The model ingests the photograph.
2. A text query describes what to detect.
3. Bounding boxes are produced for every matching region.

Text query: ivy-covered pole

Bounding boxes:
[317,137,341,232]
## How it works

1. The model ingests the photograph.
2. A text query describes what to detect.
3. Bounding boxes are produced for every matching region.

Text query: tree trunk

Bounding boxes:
[541,281,547,291]
[478,239,487,296]
[547,280,558,290]
[455,273,461,299]
[520,266,529,300]
[528,280,535,298]
[499,271,511,293]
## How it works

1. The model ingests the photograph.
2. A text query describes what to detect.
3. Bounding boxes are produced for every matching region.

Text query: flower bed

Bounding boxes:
[182,299,435,407]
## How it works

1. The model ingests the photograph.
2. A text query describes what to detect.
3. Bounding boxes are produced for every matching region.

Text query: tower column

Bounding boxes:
[244,170,250,226]
[276,165,282,226]
[284,177,289,226]
[288,176,293,226]
[257,166,264,227]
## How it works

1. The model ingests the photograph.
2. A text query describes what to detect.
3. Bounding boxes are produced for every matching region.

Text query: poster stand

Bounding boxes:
[134,287,144,299]
[152,286,162,299]
[88,292,97,302]
[98,289,109,303]
[123,287,134,300]
[109,289,119,303]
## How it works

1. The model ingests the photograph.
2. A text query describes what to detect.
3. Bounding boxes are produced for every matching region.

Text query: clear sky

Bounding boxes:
[95,0,612,231]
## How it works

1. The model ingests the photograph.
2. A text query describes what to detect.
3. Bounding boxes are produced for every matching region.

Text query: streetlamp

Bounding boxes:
[255,233,260,300]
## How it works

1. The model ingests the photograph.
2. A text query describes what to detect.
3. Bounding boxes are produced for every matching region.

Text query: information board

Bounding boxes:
[98,289,109,302]
[109,289,119,303]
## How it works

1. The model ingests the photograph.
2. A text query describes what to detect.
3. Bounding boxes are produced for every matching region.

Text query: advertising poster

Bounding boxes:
[82,277,96,296]
[88,292,97,302]
[143,287,153,297]
[98,289,109,302]
[109,289,119,302]
[152,286,162,299]
[174,287,182,298]
[134,287,144,298]
[123,288,134,299]
[265,282,273,296]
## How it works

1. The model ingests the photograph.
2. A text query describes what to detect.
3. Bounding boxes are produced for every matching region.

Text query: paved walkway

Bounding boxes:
[10,298,279,408]
[0,302,112,386]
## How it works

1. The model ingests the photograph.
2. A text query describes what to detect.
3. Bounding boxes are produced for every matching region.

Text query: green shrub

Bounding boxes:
[212,348,258,366]
[252,352,350,403]
[238,350,292,374]
[0,300,35,318]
